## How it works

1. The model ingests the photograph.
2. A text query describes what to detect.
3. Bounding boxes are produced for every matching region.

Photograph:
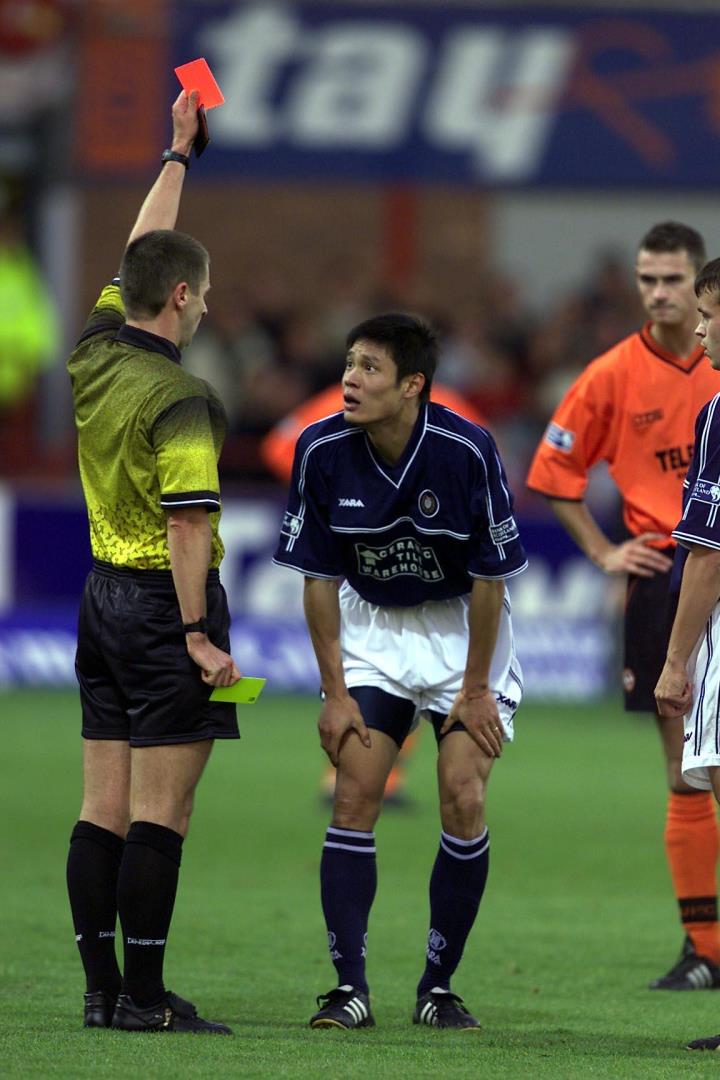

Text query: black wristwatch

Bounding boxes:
[161,149,190,169]
[183,618,208,634]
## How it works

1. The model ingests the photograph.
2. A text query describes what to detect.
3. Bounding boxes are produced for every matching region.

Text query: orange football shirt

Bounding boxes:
[527,324,720,539]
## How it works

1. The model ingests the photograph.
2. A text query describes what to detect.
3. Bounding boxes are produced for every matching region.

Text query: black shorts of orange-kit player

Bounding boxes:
[76,560,239,745]
[623,555,674,713]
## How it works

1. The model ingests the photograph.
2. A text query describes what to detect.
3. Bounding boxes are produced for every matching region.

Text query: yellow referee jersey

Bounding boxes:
[68,284,226,570]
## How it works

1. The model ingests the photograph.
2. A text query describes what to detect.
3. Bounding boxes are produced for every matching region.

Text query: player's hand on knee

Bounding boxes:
[601,534,673,577]
[187,638,241,687]
[318,694,371,765]
[442,688,503,757]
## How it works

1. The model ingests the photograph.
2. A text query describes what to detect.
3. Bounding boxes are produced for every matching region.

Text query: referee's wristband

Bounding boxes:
[161,149,190,169]
[183,617,208,634]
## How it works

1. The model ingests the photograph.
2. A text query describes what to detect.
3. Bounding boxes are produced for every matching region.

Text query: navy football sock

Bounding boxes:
[66,820,124,994]
[417,828,490,997]
[117,821,183,1008]
[320,827,377,993]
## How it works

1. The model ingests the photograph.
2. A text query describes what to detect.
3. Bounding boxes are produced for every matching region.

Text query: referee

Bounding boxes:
[65,90,240,1035]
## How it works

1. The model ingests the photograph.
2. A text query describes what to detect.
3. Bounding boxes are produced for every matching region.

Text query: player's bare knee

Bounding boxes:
[129,792,194,836]
[176,791,197,835]
[80,780,130,835]
[332,788,382,831]
[80,800,129,837]
[440,779,485,838]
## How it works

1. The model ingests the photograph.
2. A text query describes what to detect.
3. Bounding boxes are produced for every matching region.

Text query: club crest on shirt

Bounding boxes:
[544,422,574,453]
[418,489,439,517]
[690,479,720,505]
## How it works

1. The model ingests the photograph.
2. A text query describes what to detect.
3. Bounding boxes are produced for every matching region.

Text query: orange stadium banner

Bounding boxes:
[75,1,169,175]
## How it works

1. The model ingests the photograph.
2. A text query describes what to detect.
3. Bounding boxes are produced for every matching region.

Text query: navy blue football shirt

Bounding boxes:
[273,402,528,606]
[671,392,720,593]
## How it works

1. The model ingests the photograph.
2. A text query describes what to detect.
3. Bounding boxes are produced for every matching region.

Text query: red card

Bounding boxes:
[174,58,225,110]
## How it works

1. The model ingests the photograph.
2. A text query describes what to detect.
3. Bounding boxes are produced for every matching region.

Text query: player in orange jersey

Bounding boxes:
[528,222,720,990]
[261,382,488,807]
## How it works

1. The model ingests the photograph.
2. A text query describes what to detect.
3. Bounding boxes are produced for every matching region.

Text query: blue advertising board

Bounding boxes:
[170,2,720,187]
[0,491,616,698]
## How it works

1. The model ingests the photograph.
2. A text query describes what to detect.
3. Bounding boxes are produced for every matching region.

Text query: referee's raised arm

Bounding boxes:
[127,90,200,246]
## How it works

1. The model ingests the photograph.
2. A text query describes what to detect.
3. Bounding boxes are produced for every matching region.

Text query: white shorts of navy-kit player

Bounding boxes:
[682,623,720,789]
[272,402,528,730]
[672,394,720,789]
[339,580,522,738]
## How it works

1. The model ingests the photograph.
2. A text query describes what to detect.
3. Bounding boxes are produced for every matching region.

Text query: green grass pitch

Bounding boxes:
[4,690,720,1078]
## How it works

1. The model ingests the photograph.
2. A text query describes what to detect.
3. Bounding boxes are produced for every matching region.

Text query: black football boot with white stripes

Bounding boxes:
[413,988,481,1029]
[310,985,375,1029]
[649,936,720,990]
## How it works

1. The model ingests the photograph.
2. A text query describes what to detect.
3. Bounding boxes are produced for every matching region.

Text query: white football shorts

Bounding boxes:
[682,607,720,790]
[338,580,523,740]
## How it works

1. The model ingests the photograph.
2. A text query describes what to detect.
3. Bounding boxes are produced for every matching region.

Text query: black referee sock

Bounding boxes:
[320,827,377,993]
[117,820,183,1008]
[66,820,124,995]
[417,829,490,997]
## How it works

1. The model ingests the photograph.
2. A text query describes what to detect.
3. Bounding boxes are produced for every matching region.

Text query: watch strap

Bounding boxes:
[161,149,190,169]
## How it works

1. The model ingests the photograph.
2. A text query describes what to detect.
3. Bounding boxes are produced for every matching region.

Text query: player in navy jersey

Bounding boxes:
[274,313,527,1030]
[656,257,720,1050]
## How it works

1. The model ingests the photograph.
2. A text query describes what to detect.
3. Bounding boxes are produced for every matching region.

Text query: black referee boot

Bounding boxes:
[84,989,118,1028]
[111,990,232,1034]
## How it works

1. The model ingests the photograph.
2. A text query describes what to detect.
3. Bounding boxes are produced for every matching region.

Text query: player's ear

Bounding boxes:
[172,280,189,309]
[404,372,425,399]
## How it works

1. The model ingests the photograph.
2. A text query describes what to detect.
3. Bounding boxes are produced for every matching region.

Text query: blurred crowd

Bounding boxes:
[0,233,644,503]
[180,248,644,503]
[0,193,60,475]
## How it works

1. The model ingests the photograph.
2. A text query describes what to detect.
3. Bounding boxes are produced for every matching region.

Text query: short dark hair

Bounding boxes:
[694,258,720,299]
[346,313,438,403]
[120,229,209,319]
[638,222,706,271]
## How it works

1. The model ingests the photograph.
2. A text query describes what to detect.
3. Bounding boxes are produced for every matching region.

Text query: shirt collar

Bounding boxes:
[115,323,181,365]
[641,322,705,372]
[363,403,428,488]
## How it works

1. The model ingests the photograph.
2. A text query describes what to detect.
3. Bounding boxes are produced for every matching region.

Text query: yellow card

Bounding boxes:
[210,677,266,704]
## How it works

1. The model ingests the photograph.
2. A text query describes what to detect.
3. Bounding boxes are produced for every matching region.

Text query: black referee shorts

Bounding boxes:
[623,556,675,714]
[76,560,239,746]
